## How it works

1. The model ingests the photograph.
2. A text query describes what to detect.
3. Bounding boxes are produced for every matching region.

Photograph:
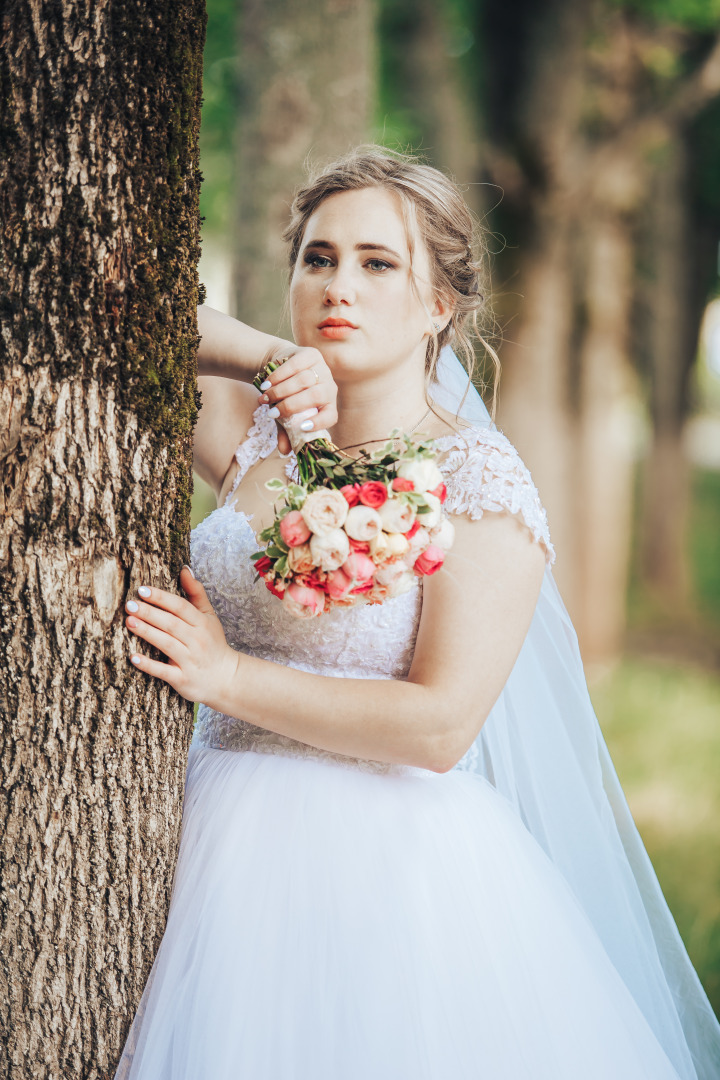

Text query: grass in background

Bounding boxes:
[590,658,720,1015]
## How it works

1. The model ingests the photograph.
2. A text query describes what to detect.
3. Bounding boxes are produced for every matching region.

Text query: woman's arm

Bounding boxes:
[193,305,339,493]
[125,510,545,773]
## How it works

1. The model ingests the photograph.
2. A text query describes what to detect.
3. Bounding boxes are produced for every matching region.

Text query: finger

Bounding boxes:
[125,599,194,644]
[128,585,202,626]
[267,349,327,384]
[125,616,188,665]
[129,651,183,689]
[260,368,324,403]
[276,424,292,455]
[312,402,339,431]
[268,387,327,421]
[178,566,216,615]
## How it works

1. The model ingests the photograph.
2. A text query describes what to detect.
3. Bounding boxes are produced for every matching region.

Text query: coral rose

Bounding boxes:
[391,477,414,493]
[344,505,382,542]
[429,481,447,504]
[340,483,361,506]
[282,582,325,618]
[413,545,445,577]
[358,481,388,508]
[279,509,311,548]
[301,488,348,535]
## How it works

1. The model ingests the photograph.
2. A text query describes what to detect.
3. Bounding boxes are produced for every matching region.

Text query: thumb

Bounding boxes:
[180,565,214,613]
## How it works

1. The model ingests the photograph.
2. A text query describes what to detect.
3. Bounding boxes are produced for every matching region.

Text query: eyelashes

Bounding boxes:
[302,253,395,273]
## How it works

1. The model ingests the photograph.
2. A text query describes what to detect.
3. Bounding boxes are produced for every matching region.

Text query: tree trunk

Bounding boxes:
[233,0,375,335]
[0,3,205,1077]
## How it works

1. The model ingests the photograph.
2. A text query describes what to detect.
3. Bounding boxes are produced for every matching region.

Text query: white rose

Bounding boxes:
[397,457,444,493]
[309,528,350,571]
[301,488,348,535]
[430,517,455,551]
[378,498,416,534]
[344,505,382,541]
[386,569,417,597]
[287,542,315,573]
[369,531,389,563]
[383,532,409,558]
[374,562,408,588]
[403,526,430,568]
[416,491,442,529]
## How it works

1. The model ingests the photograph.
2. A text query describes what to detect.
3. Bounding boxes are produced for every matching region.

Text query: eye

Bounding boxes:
[366,258,393,273]
[303,253,333,269]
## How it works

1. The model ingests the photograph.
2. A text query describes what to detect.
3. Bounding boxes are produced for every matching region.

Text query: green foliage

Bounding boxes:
[690,468,720,623]
[201,0,237,234]
[610,0,720,31]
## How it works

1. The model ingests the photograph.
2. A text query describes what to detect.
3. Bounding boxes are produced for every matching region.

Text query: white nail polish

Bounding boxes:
[259,379,271,391]
[138,586,151,598]
[126,600,139,612]
[300,420,314,432]
[268,407,280,419]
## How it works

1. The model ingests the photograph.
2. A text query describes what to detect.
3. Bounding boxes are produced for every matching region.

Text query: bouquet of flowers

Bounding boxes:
[251,361,454,618]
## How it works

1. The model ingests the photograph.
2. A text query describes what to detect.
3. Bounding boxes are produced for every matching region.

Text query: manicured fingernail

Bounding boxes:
[138,586,151,598]
[258,394,269,404]
[126,600,139,612]
[182,564,195,578]
[259,379,271,391]
[300,420,314,431]
[131,655,141,664]
[268,407,280,419]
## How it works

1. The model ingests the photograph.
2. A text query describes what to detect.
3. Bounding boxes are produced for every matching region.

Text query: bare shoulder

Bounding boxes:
[193,376,259,499]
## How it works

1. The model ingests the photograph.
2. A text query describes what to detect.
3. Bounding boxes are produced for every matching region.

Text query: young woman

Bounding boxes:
[115,149,720,1079]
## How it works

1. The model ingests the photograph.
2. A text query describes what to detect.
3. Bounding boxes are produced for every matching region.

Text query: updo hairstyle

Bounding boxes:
[283,146,499,418]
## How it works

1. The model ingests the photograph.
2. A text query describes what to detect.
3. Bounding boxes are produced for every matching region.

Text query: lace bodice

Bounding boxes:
[190,405,553,771]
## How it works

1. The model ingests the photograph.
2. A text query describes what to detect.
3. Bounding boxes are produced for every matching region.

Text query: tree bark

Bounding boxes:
[0,3,206,1077]
[232,0,375,335]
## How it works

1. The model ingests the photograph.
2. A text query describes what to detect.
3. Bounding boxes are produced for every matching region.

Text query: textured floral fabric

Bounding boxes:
[190,405,553,769]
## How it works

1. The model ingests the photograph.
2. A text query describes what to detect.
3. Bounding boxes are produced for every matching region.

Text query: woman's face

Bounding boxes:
[289,186,443,384]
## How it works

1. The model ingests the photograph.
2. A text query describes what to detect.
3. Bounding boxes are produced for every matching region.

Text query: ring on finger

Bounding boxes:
[311,368,320,385]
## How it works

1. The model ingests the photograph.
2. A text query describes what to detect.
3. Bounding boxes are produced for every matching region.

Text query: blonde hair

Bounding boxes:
[283,146,500,418]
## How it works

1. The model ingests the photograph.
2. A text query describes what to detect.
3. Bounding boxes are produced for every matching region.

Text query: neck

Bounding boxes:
[331,368,431,453]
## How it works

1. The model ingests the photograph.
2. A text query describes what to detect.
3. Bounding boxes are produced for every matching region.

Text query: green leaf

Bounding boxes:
[274,555,288,576]
[265,478,286,491]
[266,545,285,558]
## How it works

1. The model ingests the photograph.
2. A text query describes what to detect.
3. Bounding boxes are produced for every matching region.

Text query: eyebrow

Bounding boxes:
[303,239,404,261]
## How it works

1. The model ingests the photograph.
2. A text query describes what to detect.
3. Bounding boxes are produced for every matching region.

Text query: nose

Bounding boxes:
[323,269,356,307]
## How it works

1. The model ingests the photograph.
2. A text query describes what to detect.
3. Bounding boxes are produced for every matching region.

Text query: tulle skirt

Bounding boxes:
[114,744,682,1079]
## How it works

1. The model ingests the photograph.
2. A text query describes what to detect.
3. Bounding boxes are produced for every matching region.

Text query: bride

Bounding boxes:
[116,148,720,1078]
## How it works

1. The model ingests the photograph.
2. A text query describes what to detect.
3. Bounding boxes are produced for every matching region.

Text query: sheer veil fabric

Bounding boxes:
[431,347,720,1080]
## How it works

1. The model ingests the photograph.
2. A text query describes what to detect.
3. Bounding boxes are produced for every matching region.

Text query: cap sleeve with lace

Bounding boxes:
[223,404,278,506]
[440,427,555,565]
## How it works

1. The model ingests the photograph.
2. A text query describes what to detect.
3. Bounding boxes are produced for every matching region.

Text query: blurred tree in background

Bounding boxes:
[198,0,720,1013]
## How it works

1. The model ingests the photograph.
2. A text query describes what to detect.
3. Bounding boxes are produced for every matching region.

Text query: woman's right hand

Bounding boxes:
[257,346,338,454]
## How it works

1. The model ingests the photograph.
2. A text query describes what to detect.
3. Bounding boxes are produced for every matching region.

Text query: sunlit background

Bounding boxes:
[192,0,720,1013]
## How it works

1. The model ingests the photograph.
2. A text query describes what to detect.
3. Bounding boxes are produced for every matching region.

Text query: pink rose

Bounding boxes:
[413,545,445,577]
[429,482,447,504]
[340,484,361,506]
[326,568,354,600]
[341,551,376,586]
[358,481,388,508]
[348,537,370,553]
[279,510,311,548]
[391,477,414,493]
[282,582,325,618]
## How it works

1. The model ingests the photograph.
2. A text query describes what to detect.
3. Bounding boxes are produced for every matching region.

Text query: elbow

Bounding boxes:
[423,727,482,775]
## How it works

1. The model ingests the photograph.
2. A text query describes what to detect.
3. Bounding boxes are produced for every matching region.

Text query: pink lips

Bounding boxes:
[318,317,357,340]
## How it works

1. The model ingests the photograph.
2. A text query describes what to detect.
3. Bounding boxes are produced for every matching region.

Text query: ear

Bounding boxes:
[424,293,454,337]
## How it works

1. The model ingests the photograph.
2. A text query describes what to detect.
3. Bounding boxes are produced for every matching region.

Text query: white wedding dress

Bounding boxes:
[114,402,718,1080]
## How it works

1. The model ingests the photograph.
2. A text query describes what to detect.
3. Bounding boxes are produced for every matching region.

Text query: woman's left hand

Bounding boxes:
[125,566,238,706]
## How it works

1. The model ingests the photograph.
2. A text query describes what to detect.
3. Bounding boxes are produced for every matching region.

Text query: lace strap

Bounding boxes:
[440,427,555,564]
[223,404,278,506]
